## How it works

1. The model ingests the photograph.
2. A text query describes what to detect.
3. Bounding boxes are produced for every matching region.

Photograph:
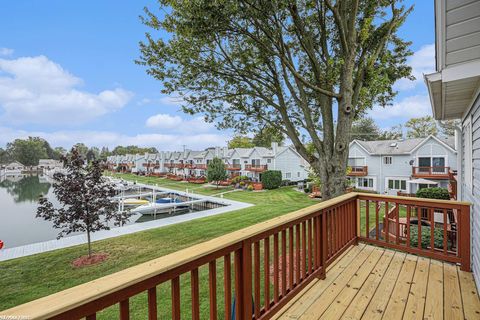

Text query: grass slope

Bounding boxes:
[0,173,316,316]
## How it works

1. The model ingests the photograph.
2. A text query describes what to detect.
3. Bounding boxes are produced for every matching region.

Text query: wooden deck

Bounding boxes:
[273,244,480,320]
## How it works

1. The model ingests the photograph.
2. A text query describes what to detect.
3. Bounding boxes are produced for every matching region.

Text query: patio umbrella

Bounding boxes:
[407,178,438,185]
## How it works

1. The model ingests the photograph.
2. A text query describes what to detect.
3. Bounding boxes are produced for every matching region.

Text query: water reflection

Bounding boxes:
[0,175,51,203]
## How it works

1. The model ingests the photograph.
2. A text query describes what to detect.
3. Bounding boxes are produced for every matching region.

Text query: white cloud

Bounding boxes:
[0,126,230,150]
[145,113,215,133]
[0,55,133,124]
[145,113,183,129]
[395,44,435,91]
[367,95,431,120]
[0,48,13,56]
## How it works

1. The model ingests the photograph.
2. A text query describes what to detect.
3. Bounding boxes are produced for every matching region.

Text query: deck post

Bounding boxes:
[459,204,471,272]
[355,198,360,245]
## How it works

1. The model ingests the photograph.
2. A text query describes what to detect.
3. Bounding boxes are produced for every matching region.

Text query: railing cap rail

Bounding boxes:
[357,192,471,206]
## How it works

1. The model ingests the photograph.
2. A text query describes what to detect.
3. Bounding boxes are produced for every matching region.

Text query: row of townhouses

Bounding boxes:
[106,142,310,182]
[347,135,458,196]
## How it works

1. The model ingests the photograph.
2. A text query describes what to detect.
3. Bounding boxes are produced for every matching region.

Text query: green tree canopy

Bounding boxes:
[438,120,460,137]
[252,126,285,147]
[378,124,403,140]
[138,0,413,199]
[405,116,438,138]
[206,157,228,188]
[228,136,255,149]
[349,117,381,141]
[6,137,49,166]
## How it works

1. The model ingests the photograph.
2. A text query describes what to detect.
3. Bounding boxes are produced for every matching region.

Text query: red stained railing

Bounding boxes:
[412,166,450,178]
[358,194,470,271]
[1,193,470,319]
[347,166,368,176]
[245,164,268,172]
[225,164,242,170]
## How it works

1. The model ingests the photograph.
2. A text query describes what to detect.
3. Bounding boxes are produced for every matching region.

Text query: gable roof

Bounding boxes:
[350,135,456,155]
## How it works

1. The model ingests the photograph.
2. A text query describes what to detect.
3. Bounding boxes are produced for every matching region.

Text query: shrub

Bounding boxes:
[261,170,282,189]
[416,187,450,200]
[231,175,250,184]
[281,179,292,186]
[247,184,254,191]
[409,225,447,250]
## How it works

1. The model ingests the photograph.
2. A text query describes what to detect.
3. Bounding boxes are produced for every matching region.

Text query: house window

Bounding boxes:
[387,179,407,191]
[383,156,392,165]
[233,159,240,165]
[251,159,260,166]
[267,159,272,164]
[285,172,292,179]
[297,172,300,177]
[357,178,373,188]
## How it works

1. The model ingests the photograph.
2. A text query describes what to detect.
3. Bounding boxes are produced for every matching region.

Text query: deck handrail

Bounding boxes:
[0,193,471,319]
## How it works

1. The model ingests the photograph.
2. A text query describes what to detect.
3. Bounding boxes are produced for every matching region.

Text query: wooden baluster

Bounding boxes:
[191,269,200,320]
[264,237,270,311]
[406,206,411,248]
[366,200,370,239]
[273,233,279,303]
[281,229,287,297]
[443,209,448,254]
[242,242,253,319]
[223,255,231,320]
[430,208,435,252]
[171,277,181,320]
[339,205,344,247]
[120,299,129,320]
[148,287,158,320]
[312,218,318,270]
[86,314,96,320]
[417,207,422,250]
[234,249,244,320]
[330,210,334,256]
[295,224,301,285]
[301,221,307,279]
[288,227,294,290]
[321,211,327,279]
[316,216,321,269]
[209,261,217,320]
[308,220,313,273]
[254,241,261,318]
[384,202,389,244]
[396,204,400,245]
[375,202,379,240]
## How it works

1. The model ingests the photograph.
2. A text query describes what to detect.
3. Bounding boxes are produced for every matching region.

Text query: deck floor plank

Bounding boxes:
[444,263,464,319]
[275,244,479,320]
[282,245,376,320]
[423,259,444,320]
[382,254,418,320]
[342,250,402,320]
[319,248,393,320]
[277,244,367,319]
[457,267,480,319]
[402,256,430,320]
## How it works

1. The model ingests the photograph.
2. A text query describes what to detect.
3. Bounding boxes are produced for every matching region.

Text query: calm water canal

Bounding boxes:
[0,174,62,249]
[0,175,204,249]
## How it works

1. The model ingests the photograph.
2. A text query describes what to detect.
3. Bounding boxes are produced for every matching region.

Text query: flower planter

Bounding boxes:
[252,182,263,191]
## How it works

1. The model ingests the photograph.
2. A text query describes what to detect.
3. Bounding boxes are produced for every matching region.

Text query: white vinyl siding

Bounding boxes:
[464,116,473,192]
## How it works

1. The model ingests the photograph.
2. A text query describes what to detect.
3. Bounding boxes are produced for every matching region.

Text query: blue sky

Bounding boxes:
[0,0,435,150]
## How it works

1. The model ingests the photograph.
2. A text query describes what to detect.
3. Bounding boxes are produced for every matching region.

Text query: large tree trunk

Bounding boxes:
[312,153,347,200]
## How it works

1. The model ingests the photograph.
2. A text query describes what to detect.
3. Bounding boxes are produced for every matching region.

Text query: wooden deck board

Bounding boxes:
[276,244,479,319]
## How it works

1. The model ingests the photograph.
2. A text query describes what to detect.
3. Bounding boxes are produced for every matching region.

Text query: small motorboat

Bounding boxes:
[156,197,183,204]
[122,198,150,206]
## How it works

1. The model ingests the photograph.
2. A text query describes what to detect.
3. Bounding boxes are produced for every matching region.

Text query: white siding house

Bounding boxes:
[348,136,457,195]
[425,0,480,288]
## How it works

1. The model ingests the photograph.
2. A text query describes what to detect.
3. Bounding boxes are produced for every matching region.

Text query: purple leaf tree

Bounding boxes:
[37,148,132,258]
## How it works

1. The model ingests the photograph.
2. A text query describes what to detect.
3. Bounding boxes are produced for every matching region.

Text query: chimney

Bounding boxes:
[271,142,278,155]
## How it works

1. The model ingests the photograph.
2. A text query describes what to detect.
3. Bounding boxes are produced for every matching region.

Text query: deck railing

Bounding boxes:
[0,193,470,320]
[357,193,470,270]
[412,166,450,178]
[225,164,242,170]
[245,164,268,172]
[347,166,368,176]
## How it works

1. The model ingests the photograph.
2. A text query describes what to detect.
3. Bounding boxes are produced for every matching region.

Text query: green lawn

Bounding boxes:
[0,173,317,317]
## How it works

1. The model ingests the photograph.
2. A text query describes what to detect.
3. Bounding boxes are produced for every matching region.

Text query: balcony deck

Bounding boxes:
[273,243,480,320]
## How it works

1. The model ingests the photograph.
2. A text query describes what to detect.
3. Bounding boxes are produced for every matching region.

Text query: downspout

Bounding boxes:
[455,125,463,200]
